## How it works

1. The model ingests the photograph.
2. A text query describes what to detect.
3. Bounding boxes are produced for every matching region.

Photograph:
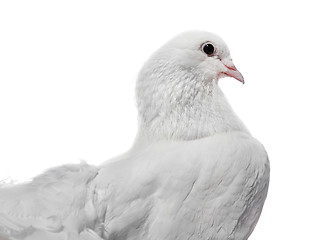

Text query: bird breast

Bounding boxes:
[99,131,269,240]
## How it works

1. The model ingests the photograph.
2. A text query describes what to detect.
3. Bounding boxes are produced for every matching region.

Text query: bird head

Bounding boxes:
[141,31,244,85]
[136,31,246,140]
[165,31,244,84]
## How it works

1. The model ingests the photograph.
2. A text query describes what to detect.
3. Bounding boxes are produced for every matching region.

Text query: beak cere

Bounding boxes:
[222,61,245,84]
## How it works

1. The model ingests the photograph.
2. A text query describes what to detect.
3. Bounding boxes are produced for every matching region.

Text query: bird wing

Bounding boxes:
[0,163,101,240]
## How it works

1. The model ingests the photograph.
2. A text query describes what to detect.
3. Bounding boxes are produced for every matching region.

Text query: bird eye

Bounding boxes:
[202,42,215,56]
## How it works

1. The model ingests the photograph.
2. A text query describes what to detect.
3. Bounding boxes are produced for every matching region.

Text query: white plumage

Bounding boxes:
[0,31,270,240]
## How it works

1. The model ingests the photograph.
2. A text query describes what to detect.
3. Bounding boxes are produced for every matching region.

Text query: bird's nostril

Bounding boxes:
[224,64,237,71]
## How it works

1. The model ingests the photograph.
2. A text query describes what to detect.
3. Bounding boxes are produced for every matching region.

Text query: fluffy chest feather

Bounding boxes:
[98,132,269,240]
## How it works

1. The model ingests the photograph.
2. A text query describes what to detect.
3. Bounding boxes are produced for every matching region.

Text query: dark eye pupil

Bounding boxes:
[203,44,214,55]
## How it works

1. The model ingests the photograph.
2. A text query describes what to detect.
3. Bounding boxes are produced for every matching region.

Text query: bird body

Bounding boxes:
[96,131,269,240]
[0,31,270,240]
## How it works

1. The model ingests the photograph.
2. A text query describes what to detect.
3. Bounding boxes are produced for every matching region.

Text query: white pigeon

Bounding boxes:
[0,31,270,240]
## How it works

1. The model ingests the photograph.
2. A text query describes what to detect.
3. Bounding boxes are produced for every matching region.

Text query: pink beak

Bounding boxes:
[222,61,244,84]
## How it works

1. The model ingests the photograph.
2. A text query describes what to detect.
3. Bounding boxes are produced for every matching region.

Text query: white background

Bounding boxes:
[0,1,323,239]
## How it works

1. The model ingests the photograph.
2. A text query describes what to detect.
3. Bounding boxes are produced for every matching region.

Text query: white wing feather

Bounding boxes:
[0,163,102,240]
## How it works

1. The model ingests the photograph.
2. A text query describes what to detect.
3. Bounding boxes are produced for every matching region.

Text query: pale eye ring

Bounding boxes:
[201,42,215,56]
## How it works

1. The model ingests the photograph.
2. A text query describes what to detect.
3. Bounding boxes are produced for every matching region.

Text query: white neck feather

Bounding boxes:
[135,61,249,143]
